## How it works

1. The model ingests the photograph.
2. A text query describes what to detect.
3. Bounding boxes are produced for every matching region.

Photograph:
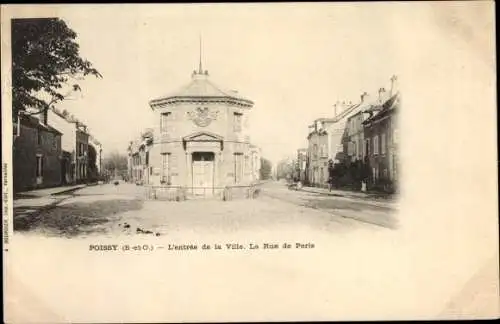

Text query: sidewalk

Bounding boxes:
[14,184,87,200]
[13,184,86,231]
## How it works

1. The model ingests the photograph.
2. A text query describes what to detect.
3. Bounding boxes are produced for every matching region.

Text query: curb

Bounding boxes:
[50,184,86,196]
[300,187,395,200]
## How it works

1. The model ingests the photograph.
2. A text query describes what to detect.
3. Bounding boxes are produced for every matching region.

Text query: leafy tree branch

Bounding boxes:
[11,18,102,121]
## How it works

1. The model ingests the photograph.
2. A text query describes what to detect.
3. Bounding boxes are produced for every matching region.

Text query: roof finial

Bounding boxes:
[198,33,203,74]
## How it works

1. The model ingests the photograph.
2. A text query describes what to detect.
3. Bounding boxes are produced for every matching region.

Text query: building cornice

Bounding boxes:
[150,96,254,110]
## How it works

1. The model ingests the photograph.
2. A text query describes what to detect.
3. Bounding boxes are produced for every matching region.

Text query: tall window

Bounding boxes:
[233,112,242,132]
[52,134,58,151]
[348,142,355,156]
[381,133,386,154]
[36,155,43,177]
[366,139,371,156]
[313,144,318,159]
[160,112,171,133]
[321,144,328,158]
[161,153,170,183]
[373,135,379,155]
[78,143,84,156]
[37,129,42,145]
[234,153,243,183]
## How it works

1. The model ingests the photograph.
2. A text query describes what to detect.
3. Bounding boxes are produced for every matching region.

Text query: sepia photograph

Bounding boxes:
[2,2,498,323]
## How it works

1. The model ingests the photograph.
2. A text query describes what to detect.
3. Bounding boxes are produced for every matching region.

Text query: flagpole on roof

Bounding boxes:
[198,33,203,74]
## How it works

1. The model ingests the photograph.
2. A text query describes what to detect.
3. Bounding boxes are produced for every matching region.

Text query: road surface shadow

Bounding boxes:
[302,198,398,229]
[15,198,144,237]
[14,193,42,199]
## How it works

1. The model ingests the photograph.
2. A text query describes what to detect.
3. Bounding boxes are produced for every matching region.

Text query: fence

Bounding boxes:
[145,184,262,201]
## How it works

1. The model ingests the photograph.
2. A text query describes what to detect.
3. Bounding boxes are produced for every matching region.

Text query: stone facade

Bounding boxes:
[304,76,400,192]
[363,91,400,186]
[306,95,377,187]
[13,114,62,192]
[89,135,102,176]
[306,123,329,186]
[75,126,90,183]
[306,101,355,186]
[43,108,76,184]
[295,148,307,182]
[128,67,261,197]
[30,106,99,184]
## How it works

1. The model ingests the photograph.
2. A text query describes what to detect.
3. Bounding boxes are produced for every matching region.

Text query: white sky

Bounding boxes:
[52,3,404,164]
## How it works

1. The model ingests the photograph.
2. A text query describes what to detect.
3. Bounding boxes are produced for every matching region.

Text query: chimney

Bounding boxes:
[360,92,369,102]
[390,75,398,96]
[378,88,386,103]
[334,103,337,116]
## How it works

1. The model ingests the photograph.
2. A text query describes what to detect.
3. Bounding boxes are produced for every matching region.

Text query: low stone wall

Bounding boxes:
[146,186,187,201]
[146,184,262,201]
[222,185,260,201]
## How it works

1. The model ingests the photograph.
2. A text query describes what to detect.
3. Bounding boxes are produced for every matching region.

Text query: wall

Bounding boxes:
[147,99,254,187]
[13,124,62,192]
[153,101,251,145]
[345,111,366,161]
[47,109,76,154]
[307,131,329,186]
[76,129,89,182]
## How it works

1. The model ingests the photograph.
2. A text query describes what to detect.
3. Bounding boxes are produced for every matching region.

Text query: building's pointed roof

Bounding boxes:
[149,72,254,108]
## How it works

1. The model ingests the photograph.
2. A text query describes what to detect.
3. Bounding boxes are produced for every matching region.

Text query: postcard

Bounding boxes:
[2,2,498,322]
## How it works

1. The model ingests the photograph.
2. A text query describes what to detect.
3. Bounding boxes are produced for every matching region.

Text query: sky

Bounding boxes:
[50,3,404,165]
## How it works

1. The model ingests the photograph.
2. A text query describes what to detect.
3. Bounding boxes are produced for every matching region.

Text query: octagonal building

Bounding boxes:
[128,65,261,197]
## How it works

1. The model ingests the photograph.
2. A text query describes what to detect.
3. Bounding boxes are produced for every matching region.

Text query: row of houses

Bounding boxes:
[294,76,400,192]
[13,106,103,193]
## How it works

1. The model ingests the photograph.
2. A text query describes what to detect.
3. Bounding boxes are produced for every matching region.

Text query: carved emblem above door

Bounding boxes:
[187,107,218,127]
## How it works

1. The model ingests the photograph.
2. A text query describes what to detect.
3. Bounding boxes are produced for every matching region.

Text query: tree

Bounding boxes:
[259,158,273,180]
[102,151,128,175]
[276,158,294,180]
[11,18,102,121]
[87,144,98,180]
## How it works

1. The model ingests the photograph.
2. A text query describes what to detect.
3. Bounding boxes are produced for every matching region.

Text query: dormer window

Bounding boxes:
[233,112,242,132]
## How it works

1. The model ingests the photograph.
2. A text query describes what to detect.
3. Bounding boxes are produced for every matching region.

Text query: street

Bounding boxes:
[13,181,397,238]
[8,182,498,321]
